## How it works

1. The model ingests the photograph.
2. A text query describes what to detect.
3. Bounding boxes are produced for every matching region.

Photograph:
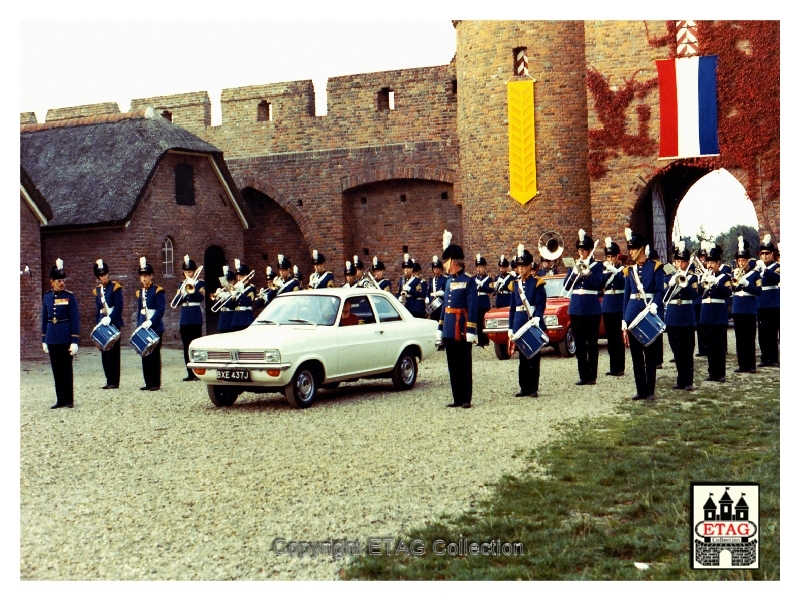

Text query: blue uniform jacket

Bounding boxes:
[231,285,255,329]
[438,269,478,341]
[94,281,124,328]
[622,260,665,324]
[377,278,392,294]
[565,261,604,316]
[664,274,699,327]
[508,275,547,334]
[177,280,205,326]
[136,285,166,334]
[731,270,761,315]
[758,262,780,309]
[308,271,336,289]
[494,272,515,309]
[428,275,447,303]
[398,275,426,315]
[474,274,494,310]
[217,294,235,331]
[276,278,300,295]
[600,268,625,314]
[42,289,81,345]
[699,272,732,326]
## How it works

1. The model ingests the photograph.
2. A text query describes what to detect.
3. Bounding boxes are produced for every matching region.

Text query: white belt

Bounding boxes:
[702,298,726,304]
[220,308,233,312]
[630,293,654,300]
[734,291,754,297]
[603,290,623,295]
[572,289,598,295]
[478,292,490,296]
[668,299,690,305]
[235,306,252,311]
[515,306,528,312]
[762,285,779,290]
[182,302,202,307]
[140,308,155,318]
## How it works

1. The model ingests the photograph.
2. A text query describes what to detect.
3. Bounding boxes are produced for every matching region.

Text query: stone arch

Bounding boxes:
[339,166,458,193]
[235,175,315,243]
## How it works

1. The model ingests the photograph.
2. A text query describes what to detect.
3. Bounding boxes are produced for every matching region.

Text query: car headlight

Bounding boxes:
[485,318,499,329]
[263,349,281,363]
[190,348,208,362]
[544,315,559,327]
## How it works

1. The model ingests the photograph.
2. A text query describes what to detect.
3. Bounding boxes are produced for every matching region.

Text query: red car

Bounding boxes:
[482,275,606,360]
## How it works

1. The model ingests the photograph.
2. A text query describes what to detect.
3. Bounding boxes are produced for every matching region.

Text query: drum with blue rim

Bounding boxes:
[628,306,666,347]
[90,322,121,352]
[511,319,550,359]
[129,324,160,357]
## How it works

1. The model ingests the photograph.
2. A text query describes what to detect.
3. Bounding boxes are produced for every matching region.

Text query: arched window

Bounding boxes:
[175,163,195,206]
[163,238,174,276]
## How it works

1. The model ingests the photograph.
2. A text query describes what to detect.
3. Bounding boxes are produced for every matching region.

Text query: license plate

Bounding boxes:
[216,369,251,381]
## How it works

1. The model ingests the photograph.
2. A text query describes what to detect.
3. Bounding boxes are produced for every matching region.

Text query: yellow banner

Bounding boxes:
[507,80,537,205]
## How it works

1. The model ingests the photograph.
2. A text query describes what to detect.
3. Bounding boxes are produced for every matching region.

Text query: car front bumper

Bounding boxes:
[187,361,293,386]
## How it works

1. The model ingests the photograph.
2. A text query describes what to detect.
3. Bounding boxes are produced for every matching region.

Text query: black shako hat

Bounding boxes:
[515,244,534,266]
[707,245,724,262]
[93,258,109,277]
[401,253,414,269]
[311,249,326,265]
[498,255,510,268]
[431,255,443,269]
[234,259,249,276]
[181,255,197,271]
[734,236,751,259]
[352,255,365,270]
[373,256,386,271]
[603,237,621,256]
[759,234,777,254]
[277,254,291,270]
[475,253,487,267]
[50,258,67,280]
[344,260,357,276]
[224,266,237,282]
[624,228,647,250]
[575,228,594,250]
[138,256,153,275]
[673,241,691,262]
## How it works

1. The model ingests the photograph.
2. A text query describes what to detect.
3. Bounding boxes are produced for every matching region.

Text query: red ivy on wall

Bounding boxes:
[587,20,779,205]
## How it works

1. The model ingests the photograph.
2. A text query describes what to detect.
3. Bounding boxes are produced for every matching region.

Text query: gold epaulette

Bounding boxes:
[155,285,165,294]
[508,281,515,291]
[536,278,546,287]
[113,281,123,291]
[622,266,630,276]
[92,287,98,297]
[654,261,664,271]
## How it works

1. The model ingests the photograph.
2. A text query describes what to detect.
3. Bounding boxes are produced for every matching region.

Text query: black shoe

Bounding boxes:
[748,369,757,374]
[530,391,539,398]
[669,358,676,363]
[672,384,683,390]
[606,371,624,377]
[182,375,197,382]
[575,380,587,385]
[585,380,596,385]
[644,395,656,402]
[50,403,64,409]
[140,386,150,390]
[684,385,695,391]
[446,403,461,408]
[656,364,663,370]
[101,384,110,389]
[106,384,118,389]
[695,353,706,357]
[461,403,472,409]
[149,387,160,391]
[514,390,529,397]
[718,377,725,383]
[733,368,746,373]
[631,395,645,401]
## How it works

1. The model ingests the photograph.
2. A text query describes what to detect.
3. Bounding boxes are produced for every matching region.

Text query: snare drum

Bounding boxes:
[425,297,443,316]
[510,319,550,359]
[90,322,121,352]
[628,307,666,347]
[129,324,160,357]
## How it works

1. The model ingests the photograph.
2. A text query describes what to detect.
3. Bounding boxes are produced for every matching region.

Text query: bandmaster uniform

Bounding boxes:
[92,258,123,389]
[42,259,80,408]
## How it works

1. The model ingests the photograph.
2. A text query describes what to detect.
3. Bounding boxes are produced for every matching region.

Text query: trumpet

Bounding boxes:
[662,269,689,306]
[170,265,203,308]
[562,238,601,297]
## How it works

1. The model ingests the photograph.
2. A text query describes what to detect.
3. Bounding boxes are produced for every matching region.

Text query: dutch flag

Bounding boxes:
[657,55,720,159]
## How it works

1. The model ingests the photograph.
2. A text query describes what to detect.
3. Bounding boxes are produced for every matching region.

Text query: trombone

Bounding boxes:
[662,269,689,306]
[562,238,600,297]
[170,265,203,308]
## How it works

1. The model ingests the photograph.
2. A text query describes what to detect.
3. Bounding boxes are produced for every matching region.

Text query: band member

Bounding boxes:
[508,245,547,398]
[601,238,625,377]
[756,234,780,367]
[215,266,237,333]
[229,259,255,332]
[255,266,277,311]
[175,255,205,381]
[648,247,665,370]
[494,255,515,309]
[292,265,304,288]
[438,230,478,408]
[398,254,426,318]
[427,256,447,322]
[537,257,556,277]
[731,237,761,374]
[474,254,494,346]
[621,230,665,401]
[93,258,123,389]
[372,256,392,293]
[308,250,336,289]
[42,259,80,408]
[342,261,358,288]
[136,256,165,391]
[698,244,732,383]
[663,241,698,391]
[275,255,300,294]
[563,229,603,385]
[692,242,711,357]
[353,255,367,287]
[412,261,428,315]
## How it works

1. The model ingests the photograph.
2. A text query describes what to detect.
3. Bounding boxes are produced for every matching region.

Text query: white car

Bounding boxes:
[188,288,439,408]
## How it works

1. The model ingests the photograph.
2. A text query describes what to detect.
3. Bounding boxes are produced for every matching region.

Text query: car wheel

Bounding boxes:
[285,365,318,409]
[391,351,418,391]
[207,385,240,407]
[494,341,510,360]
[558,327,577,357]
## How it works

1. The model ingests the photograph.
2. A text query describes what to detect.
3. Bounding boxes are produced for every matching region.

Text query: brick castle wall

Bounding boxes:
[45,102,121,122]
[40,152,245,348]
[20,197,43,359]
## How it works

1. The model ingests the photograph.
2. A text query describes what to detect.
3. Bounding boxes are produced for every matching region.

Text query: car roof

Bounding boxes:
[277,288,392,298]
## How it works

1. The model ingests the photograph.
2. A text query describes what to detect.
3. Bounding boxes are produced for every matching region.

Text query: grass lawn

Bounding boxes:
[344,368,779,580]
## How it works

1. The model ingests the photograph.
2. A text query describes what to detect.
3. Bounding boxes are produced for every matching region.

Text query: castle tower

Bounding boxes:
[454,20,591,257]
[735,493,749,521]
[719,487,734,521]
[703,494,717,521]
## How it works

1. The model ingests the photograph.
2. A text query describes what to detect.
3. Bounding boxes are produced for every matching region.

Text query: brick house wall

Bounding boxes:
[20,197,44,360]
[40,151,245,348]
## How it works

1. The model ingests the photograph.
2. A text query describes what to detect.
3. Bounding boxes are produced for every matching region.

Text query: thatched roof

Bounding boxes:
[20,109,250,229]
[21,165,53,223]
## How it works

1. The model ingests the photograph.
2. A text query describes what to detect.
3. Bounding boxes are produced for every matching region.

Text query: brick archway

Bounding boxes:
[339,166,457,193]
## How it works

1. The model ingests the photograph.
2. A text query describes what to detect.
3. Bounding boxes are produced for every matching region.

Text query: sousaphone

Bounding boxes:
[538,231,564,261]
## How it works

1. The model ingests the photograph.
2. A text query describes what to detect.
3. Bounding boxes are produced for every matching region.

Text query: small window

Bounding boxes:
[162,238,174,276]
[400,194,406,203]
[362,248,369,256]
[257,100,273,121]
[377,87,395,111]
[441,192,448,200]
[361,197,367,204]
[175,163,195,206]
[161,110,173,122]
[372,295,402,323]
[513,47,529,77]
[402,245,408,253]
[451,79,457,95]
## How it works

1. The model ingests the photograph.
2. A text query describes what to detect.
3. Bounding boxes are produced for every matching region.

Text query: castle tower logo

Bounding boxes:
[691,482,759,569]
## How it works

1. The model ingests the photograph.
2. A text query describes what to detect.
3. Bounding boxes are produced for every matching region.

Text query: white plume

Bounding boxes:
[442,230,452,250]
[293,265,299,275]
[266,266,273,276]
[738,236,745,252]
[678,240,686,253]
[139,256,146,269]
[235,258,241,270]
[346,261,352,269]
[96,259,103,269]
[476,253,482,262]
[222,266,229,275]
[56,258,64,270]
[432,255,439,263]
[404,253,409,262]
[517,243,524,257]
[373,256,379,267]
[645,244,651,257]
[777,242,780,253]
[578,228,586,242]
[701,241,712,251]
[500,254,505,262]
[312,249,318,260]
[353,255,359,265]
[763,234,771,245]
[184,254,190,264]
[277,254,284,263]
[625,228,633,242]
[605,237,612,249]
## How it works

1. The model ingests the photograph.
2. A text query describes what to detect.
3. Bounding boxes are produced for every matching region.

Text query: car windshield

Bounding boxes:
[544,278,565,298]
[254,295,341,326]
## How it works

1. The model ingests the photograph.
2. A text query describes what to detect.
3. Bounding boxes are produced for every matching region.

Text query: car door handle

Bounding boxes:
[375,330,384,334]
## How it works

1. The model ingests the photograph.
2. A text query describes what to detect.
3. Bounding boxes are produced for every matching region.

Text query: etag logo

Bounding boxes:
[690,483,759,569]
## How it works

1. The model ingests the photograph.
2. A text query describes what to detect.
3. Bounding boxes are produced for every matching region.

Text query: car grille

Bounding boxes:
[234,351,265,362]
[485,318,509,329]
[207,350,232,362]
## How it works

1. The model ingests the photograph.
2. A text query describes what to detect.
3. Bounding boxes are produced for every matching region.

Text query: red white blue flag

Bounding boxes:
[657,55,719,159]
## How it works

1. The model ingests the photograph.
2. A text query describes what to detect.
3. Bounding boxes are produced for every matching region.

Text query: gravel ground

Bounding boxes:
[20,331,739,580]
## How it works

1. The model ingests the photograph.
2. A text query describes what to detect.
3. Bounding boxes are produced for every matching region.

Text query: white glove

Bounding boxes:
[100,316,111,326]
[425,297,430,304]
[42,343,48,354]
[756,259,766,272]
[648,303,658,315]
[143,320,153,329]
[435,330,442,343]
[705,274,718,286]
[436,290,444,297]
[402,284,411,292]
[532,317,540,328]
[234,282,245,293]
[466,333,478,344]
[69,343,78,356]
[668,275,677,287]
[621,321,628,331]
[106,306,114,316]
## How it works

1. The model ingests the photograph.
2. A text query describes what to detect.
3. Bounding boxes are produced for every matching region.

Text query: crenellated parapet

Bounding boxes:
[130,91,211,129]
[45,102,120,122]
